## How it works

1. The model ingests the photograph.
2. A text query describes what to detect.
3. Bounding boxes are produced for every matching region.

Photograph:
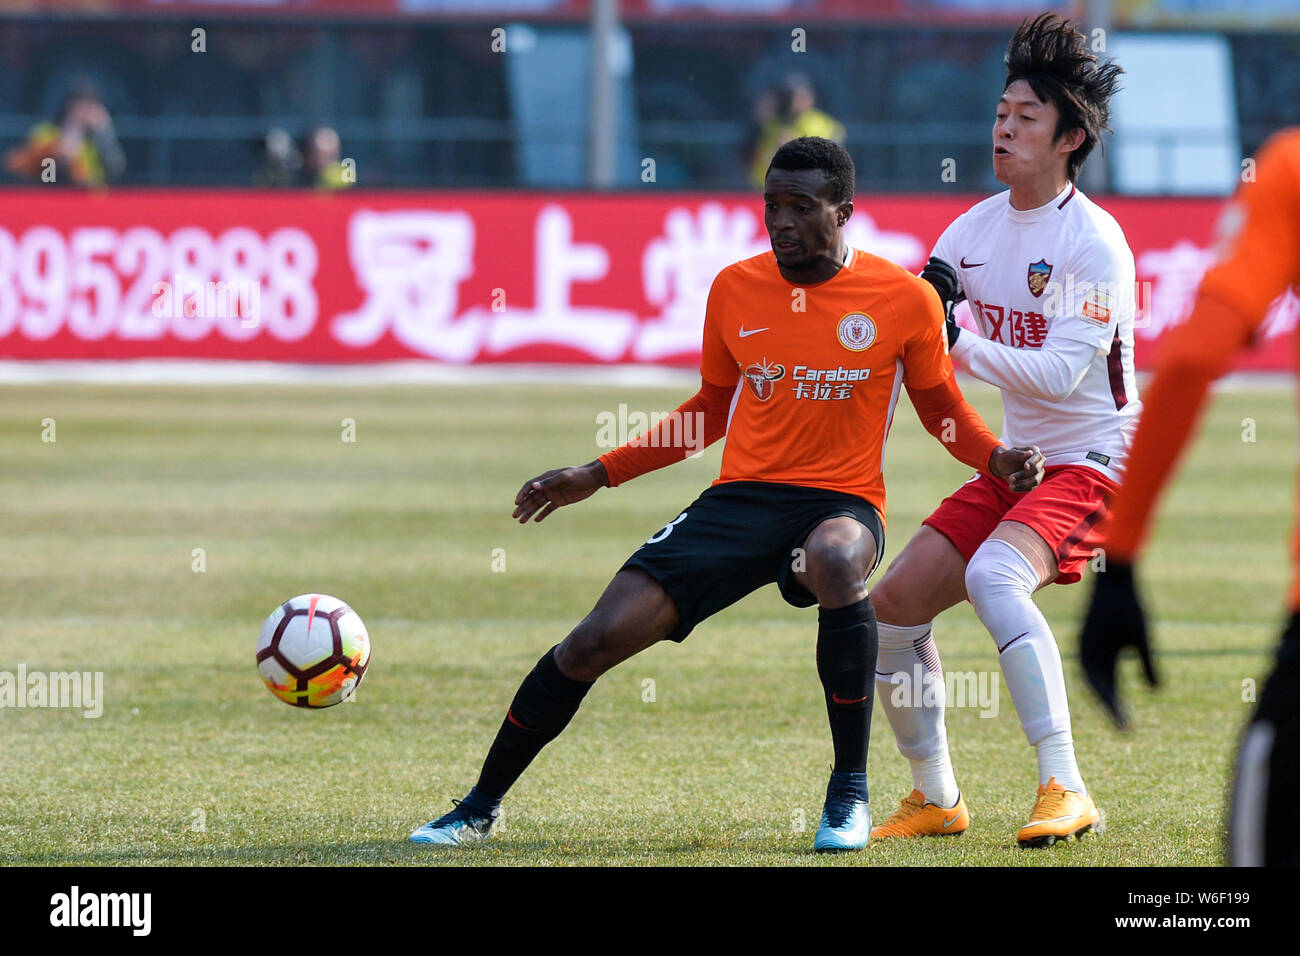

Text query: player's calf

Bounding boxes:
[411,570,677,847]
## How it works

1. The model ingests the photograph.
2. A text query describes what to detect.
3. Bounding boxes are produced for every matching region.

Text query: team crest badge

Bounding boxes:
[742,358,785,402]
[1027,259,1053,298]
[837,312,876,351]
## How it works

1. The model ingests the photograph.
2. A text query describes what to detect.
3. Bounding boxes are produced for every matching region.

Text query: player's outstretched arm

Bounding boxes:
[513,461,608,524]
[512,379,736,525]
[1078,130,1300,727]
[595,379,736,488]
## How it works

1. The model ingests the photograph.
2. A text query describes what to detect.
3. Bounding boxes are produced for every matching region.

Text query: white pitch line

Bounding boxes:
[0,360,698,387]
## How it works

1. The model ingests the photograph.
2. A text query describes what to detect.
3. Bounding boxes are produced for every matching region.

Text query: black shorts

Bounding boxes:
[621,480,885,643]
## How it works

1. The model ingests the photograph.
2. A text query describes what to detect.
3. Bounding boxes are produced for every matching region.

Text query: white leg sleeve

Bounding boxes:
[964,538,1072,746]
[874,620,959,807]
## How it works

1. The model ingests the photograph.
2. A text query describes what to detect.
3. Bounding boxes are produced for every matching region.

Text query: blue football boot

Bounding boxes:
[814,770,871,852]
[409,799,497,846]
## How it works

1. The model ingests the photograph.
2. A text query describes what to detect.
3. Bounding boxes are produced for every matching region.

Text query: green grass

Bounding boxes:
[0,378,1289,866]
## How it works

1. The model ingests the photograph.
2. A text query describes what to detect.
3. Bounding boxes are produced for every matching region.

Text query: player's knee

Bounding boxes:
[803,540,868,604]
[965,541,1025,605]
[557,620,624,681]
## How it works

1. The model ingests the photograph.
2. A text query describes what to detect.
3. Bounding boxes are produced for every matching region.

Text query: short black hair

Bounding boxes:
[1004,12,1124,182]
[767,136,855,205]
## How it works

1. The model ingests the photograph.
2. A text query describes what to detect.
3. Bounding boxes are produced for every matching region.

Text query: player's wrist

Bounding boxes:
[586,459,610,488]
[987,444,1008,476]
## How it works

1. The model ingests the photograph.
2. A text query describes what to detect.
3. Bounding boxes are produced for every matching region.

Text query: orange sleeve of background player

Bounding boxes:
[1105,130,1300,561]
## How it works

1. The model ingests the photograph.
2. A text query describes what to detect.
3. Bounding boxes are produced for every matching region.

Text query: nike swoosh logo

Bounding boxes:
[942,814,962,828]
[959,257,985,268]
[831,693,869,705]
[506,708,536,732]
[998,631,1031,653]
[1032,813,1082,826]
[738,326,769,338]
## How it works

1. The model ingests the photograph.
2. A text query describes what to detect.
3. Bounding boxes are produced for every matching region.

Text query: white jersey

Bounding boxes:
[935,182,1141,479]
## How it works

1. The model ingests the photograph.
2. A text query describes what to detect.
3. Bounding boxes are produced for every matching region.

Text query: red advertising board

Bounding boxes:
[8,1,1060,22]
[0,189,1292,370]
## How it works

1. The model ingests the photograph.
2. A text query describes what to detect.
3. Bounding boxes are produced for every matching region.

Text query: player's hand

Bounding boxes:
[1078,560,1159,730]
[921,256,963,349]
[989,444,1043,493]
[512,461,609,524]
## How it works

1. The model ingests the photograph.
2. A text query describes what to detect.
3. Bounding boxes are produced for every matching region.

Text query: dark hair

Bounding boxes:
[767,136,855,205]
[1004,12,1124,181]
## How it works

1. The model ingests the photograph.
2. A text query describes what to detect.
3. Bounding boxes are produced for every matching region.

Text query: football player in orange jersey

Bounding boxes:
[410,137,1043,852]
[1079,128,1300,866]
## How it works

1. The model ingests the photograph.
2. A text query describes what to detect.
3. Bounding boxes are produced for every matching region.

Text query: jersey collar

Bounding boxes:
[1005,182,1078,225]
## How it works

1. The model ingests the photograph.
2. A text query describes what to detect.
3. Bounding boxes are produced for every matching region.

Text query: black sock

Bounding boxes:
[469,645,594,809]
[816,596,877,774]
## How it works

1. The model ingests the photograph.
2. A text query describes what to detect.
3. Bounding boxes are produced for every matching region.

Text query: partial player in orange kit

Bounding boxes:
[1079,128,1300,866]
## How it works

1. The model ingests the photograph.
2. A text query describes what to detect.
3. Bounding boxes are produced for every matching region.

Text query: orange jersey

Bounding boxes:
[1104,128,1300,606]
[695,247,987,522]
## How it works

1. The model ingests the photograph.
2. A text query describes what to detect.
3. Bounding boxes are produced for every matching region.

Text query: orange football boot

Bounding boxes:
[869,789,970,838]
[1016,777,1103,847]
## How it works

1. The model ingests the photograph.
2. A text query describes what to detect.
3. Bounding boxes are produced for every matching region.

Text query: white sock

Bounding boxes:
[1036,730,1086,795]
[874,620,960,808]
[964,538,1085,794]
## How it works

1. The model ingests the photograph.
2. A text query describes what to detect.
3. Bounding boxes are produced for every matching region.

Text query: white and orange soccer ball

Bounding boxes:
[256,594,370,707]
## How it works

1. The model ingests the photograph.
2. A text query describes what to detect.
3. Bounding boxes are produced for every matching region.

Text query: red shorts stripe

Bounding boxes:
[921,465,1120,585]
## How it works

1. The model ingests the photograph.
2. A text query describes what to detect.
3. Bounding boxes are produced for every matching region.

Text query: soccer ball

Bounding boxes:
[256,594,370,707]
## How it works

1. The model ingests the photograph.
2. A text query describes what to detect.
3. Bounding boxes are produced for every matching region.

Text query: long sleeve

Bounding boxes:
[951,334,1098,402]
[1100,311,1235,561]
[597,380,736,487]
[906,376,1001,476]
[1105,129,1300,561]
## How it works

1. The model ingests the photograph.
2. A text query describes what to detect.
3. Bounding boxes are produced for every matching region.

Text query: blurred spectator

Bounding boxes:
[299,125,353,190]
[4,80,125,187]
[742,88,779,182]
[748,73,845,188]
[255,126,302,187]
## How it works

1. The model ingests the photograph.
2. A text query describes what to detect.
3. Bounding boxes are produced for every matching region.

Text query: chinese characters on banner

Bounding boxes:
[0,190,1292,370]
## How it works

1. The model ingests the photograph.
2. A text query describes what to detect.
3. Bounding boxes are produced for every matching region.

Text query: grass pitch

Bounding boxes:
[0,377,1290,866]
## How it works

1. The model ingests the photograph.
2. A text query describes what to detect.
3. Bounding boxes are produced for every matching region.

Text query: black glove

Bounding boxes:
[1078,561,1159,730]
[921,256,963,349]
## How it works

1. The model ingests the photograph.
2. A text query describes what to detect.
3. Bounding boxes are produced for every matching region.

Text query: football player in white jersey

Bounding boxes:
[868,13,1137,847]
